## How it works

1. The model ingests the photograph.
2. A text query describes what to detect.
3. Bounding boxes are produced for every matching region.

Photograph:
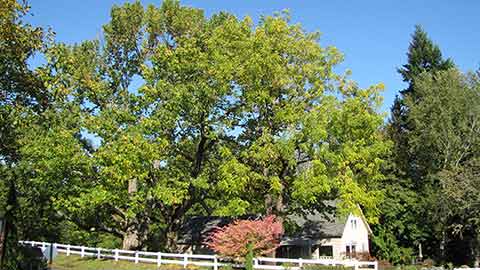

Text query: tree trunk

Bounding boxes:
[166,230,178,252]
[122,226,141,250]
[265,182,284,259]
[128,178,137,194]
[122,178,140,250]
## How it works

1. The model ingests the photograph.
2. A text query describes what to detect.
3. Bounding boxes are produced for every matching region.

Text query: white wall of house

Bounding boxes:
[340,214,370,256]
[311,214,370,260]
[311,238,343,259]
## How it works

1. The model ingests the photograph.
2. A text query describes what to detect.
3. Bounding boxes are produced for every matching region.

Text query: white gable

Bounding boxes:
[340,213,370,254]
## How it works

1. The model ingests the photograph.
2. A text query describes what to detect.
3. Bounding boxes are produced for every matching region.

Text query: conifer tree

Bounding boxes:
[373,25,454,263]
[389,25,453,182]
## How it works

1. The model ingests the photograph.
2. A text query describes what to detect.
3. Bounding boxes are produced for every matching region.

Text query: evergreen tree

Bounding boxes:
[398,25,454,93]
[373,25,454,264]
[390,25,454,183]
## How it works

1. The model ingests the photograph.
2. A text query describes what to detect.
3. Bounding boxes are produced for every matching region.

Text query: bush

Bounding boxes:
[3,244,48,270]
[205,215,283,260]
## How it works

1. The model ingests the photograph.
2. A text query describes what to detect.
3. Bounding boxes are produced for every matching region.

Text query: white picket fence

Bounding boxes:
[19,240,377,270]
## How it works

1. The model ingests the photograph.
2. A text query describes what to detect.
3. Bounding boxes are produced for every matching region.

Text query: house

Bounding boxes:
[177,209,371,260]
[277,211,372,259]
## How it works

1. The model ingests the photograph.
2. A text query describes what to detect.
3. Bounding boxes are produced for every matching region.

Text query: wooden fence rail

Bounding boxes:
[19,240,377,270]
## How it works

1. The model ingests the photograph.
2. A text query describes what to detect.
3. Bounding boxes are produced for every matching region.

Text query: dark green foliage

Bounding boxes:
[398,25,454,94]
[0,0,54,268]
[378,25,480,266]
[3,245,48,270]
[375,25,456,264]
[390,25,454,183]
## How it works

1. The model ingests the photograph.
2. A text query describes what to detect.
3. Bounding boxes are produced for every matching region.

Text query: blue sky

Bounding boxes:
[27,0,480,116]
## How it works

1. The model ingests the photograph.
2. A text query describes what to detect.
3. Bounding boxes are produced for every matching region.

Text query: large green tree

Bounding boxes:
[15,0,389,252]
[408,69,480,265]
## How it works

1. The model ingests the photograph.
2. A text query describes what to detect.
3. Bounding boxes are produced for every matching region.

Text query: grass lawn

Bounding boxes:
[51,254,195,270]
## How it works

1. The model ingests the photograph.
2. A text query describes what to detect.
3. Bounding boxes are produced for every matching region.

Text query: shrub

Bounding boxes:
[205,215,283,260]
[4,245,48,270]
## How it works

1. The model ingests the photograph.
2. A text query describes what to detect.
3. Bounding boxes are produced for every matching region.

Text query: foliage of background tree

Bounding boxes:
[373,25,454,264]
[205,215,283,260]
[407,69,480,265]
[390,24,454,184]
[436,158,480,265]
[377,24,480,266]
[0,0,54,268]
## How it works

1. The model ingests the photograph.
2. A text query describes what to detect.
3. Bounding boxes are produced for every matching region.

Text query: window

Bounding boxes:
[276,245,311,259]
[346,245,356,258]
[351,219,357,229]
[317,245,333,257]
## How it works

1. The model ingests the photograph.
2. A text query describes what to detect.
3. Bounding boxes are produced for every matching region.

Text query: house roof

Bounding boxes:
[286,212,345,238]
[177,216,238,245]
[177,212,347,246]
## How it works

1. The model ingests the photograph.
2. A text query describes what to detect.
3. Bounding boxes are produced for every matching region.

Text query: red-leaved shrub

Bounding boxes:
[205,215,283,260]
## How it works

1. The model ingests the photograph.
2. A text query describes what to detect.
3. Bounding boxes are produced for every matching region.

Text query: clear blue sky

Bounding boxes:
[27,0,480,116]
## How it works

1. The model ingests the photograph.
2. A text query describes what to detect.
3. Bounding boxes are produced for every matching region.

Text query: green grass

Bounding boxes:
[51,254,201,270]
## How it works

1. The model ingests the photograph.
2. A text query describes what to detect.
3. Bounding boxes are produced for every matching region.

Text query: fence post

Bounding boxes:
[42,242,46,250]
[157,252,162,267]
[183,254,188,268]
[299,258,303,269]
[135,251,139,264]
[97,248,101,259]
[254,258,259,268]
[214,256,218,270]
[374,261,378,270]
[67,245,71,256]
[81,246,85,258]
[114,249,119,262]
[354,262,359,270]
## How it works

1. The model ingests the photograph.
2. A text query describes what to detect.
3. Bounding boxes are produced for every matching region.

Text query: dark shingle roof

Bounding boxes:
[281,212,346,246]
[177,212,346,246]
[177,216,236,244]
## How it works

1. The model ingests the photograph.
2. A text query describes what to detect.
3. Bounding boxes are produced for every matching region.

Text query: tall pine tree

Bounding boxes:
[372,25,454,264]
[389,25,453,183]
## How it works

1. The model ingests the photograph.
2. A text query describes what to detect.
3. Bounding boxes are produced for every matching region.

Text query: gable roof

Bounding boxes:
[177,202,372,246]
[177,212,346,246]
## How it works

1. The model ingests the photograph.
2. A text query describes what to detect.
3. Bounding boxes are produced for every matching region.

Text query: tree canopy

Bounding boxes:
[376,25,480,265]
[3,0,479,267]
[5,0,388,252]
